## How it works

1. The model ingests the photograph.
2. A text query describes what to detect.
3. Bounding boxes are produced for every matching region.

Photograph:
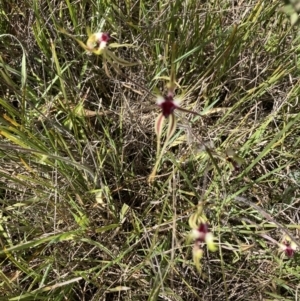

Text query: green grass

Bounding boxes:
[0,0,300,300]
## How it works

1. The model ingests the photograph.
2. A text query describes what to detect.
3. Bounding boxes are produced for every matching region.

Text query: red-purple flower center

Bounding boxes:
[283,242,295,257]
[196,223,209,242]
[101,33,110,42]
[159,95,177,118]
[198,223,209,233]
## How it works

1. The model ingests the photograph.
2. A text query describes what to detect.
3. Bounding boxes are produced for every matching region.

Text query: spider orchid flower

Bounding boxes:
[155,92,180,151]
[86,32,110,54]
[148,89,203,182]
[191,222,217,252]
[187,206,217,273]
[279,236,297,257]
[191,224,216,273]
[156,93,180,118]
[58,27,137,67]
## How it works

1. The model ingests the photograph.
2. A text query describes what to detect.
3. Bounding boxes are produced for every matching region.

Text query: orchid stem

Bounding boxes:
[148,137,170,183]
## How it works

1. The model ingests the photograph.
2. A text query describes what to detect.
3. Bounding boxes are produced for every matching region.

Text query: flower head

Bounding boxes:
[280,236,297,257]
[191,222,217,252]
[156,93,180,118]
[188,209,218,274]
[95,32,110,49]
[148,71,203,182]
[86,32,110,52]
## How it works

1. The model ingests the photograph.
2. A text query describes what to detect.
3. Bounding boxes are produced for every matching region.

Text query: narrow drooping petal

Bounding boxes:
[166,113,177,142]
[155,112,165,155]
[176,106,202,116]
[193,244,204,273]
[155,112,165,137]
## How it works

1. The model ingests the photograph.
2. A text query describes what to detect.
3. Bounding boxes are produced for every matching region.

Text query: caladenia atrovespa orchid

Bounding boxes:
[279,235,298,258]
[59,27,137,72]
[148,80,203,182]
[260,233,298,258]
[188,205,217,273]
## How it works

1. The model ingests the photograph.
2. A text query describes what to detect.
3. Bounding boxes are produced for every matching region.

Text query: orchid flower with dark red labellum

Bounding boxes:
[148,87,203,182]
[280,236,297,257]
[156,93,180,118]
[188,206,217,273]
[58,27,137,69]
[154,92,180,152]
[191,222,217,252]
[86,32,110,53]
